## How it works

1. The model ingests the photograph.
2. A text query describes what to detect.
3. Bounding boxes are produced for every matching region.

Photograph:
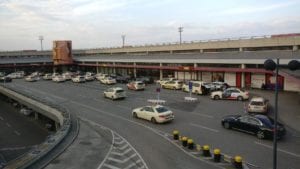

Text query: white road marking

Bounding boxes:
[0,116,4,120]
[14,130,21,136]
[6,123,11,127]
[111,148,132,156]
[190,112,214,118]
[255,141,300,158]
[107,154,137,163]
[124,159,144,169]
[102,163,120,169]
[190,123,219,133]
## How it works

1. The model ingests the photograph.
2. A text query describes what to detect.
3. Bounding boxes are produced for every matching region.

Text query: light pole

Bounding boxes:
[264,59,300,169]
[38,36,44,51]
[178,27,183,44]
[121,35,126,48]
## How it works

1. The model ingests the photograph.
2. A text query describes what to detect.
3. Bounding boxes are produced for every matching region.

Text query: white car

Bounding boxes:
[85,74,95,81]
[52,75,66,82]
[25,75,39,82]
[182,81,208,95]
[96,74,109,81]
[211,87,249,101]
[127,81,145,90]
[7,72,23,79]
[103,87,126,100]
[132,105,175,123]
[100,77,116,84]
[161,80,183,90]
[247,97,268,113]
[62,74,72,80]
[72,76,85,83]
[43,73,53,80]
[156,78,177,85]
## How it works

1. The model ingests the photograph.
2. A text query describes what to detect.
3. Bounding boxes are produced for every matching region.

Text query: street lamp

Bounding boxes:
[38,36,44,51]
[121,35,126,48]
[264,59,300,169]
[178,27,183,44]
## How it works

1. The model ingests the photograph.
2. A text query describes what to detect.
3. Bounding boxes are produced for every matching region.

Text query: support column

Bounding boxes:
[241,64,245,88]
[160,63,163,80]
[293,45,299,51]
[96,62,100,73]
[34,112,39,120]
[239,47,243,52]
[133,62,137,78]
[194,63,197,80]
[200,49,203,53]
[113,62,116,74]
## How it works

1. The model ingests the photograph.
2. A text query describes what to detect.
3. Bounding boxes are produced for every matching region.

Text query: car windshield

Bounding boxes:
[257,116,274,127]
[250,101,264,106]
[155,106,169,113]
[116,90,124,93]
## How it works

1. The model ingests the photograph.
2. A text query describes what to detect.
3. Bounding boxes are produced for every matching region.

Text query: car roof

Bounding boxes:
[250,97,265,102]
[110,87,123,90]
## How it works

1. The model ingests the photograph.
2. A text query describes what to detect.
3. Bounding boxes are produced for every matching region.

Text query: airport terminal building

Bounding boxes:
[0,33,300,91]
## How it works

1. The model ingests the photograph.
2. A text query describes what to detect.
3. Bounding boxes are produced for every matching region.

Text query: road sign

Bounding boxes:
[189,81,193,90]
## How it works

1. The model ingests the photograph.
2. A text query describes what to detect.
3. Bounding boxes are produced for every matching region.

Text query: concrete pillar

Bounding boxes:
[113,62,116,74]
[239,47,243,52]
[96,62,100,73]
[194,63,197,80]
[133,62,137,78]
[34,112,39,120]
[200,49,204,53]
[170,50,173,54]
[160,63,163,80]
[293,45,299,51]
[241,64,245,88]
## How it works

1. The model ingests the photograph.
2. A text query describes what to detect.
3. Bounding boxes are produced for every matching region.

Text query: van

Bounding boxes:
[182,81,208,95]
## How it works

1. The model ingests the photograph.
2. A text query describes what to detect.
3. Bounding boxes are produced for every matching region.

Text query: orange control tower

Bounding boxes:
[52,40,73,65]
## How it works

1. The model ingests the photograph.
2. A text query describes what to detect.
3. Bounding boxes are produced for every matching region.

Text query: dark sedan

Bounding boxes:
[0,76,12,83]
[221,114,286,139]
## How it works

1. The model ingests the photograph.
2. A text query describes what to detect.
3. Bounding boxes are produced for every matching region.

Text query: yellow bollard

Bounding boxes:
[173,130,179,140]
[187,139,194,150]
[182,137,188,147]
[213,149,221,162]
[234,156,243,169]
[202,145,211,157]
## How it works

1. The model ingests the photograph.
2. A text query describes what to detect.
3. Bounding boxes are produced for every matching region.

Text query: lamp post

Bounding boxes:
[38,36,44,51]
[178,27,183,44]
[264,59,300,169]
[121,35,126,48]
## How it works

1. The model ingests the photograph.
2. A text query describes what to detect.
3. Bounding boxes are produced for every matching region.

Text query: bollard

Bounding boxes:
[213,149,221,162]
[173,130,179,140]
[187,139,194,150]
[202,145,211,157]
[196,144,201,152]
[182,137,188,147]
[234,156,243,169]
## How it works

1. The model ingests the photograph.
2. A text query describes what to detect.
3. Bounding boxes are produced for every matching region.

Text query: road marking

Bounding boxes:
[14,130,21,136]
[0,116,3,120]
[255,141,300,158]
[190,112,214,118]
[6,123,11,127]
[111,148,132,156]
[103,163,120,169]
[190,123,219,133]
[107,154,137,163]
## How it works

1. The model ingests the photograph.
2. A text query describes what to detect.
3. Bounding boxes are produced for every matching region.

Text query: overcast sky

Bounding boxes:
[0,0,300,51]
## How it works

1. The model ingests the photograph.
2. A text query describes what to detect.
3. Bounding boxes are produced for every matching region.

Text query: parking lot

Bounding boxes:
[3,79,300,169]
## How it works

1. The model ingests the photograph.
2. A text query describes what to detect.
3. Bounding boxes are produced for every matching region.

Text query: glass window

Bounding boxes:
[155,107,169,113]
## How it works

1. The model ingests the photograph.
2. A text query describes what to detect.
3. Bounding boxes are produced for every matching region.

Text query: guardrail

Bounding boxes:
[0,84,72,169]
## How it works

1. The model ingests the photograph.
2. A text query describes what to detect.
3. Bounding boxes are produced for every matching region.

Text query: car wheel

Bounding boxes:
[224,122,231,129]
[133,112,138,118]
[151,117,157,124]
[257,130,265,139]
[237,96,243,101]
[111,96,115,100]
[214,95,220,100]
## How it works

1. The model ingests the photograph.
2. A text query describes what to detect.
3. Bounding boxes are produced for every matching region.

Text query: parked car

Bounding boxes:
[72,75,85,83]
[43,73,53,80]
[247,97,268,113]
[110,74,131,83]
[100,77,116,84]
[182,81,209,95]
[127,81,145,90]
[132,105,175,124]
[135,76,154,84]
[7,72,24,79]
[161,80,183,90]
[96,73,109,81]
[103,87,126,100]
[52,75,66,82]
[0,76,12,82]
[204,81,229,92]
[211,87,249,101]
[25,75,39,82]
[221,114,286,139]
[62,73,72,80]
[156,77,177,85]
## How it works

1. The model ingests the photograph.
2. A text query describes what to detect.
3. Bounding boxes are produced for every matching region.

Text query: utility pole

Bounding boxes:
[121,35,126,48]
[38,36,44,51]
[178,27,183,44]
